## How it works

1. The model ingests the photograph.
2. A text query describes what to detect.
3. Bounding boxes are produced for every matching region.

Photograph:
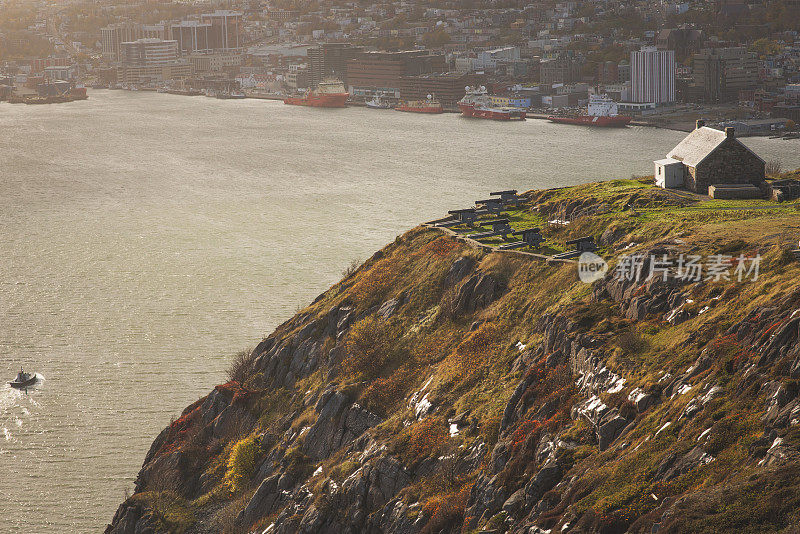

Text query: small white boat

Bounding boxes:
[366,96,392,109]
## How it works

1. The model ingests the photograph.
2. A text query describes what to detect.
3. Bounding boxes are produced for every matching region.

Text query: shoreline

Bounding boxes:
[68,88,794,136]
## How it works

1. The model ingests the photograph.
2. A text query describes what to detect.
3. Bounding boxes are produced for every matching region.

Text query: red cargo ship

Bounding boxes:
[458,86,526,120]
[70,84,88,100]
[395,95,443,114]
[547,94,631,127]
[284,78,348,108]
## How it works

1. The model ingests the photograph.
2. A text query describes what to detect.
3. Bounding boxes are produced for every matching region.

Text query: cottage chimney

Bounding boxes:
[725,127,735,138]
[696,119,705,129]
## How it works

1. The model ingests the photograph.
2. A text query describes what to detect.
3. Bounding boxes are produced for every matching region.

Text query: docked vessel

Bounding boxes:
[217,90,246,100]
[366,95,392,109]
[166,88,202,96]
[69,84,88,100]
[547,94,631,127]
[9,368,37,389]
[395,95,443,114]
[284,78,349,108]
[458,86,526,120]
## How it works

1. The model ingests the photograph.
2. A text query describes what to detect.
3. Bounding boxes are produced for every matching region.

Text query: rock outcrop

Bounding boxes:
[106,203,800,534]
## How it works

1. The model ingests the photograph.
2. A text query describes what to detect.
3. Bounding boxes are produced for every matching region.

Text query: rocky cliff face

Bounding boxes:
[106,181,800,534]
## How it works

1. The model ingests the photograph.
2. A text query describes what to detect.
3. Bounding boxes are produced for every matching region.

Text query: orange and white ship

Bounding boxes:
[547,94,631,127]
[458,86,526,121]
[395,94,443,114]
[69,83,88,100]
[284,78,348,108]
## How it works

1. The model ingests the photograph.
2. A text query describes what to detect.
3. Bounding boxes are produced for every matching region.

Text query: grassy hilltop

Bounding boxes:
[107,172,800,534]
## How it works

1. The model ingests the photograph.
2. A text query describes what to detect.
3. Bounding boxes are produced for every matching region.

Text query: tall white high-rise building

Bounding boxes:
[630,47,675,104]
[101,22,142,61]
[120,39,179,66]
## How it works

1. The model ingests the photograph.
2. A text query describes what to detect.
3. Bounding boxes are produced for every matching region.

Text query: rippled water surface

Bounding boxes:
[1,90,798,532]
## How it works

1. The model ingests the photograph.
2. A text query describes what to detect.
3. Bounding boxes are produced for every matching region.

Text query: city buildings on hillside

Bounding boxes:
[104,11,242,58]
[118,39,189,85]
[15,0,798,123]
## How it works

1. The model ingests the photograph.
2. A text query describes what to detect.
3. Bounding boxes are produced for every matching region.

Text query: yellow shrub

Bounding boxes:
[223,434,259,494]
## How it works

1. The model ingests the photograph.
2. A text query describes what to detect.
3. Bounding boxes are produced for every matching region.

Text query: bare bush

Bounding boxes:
[341,258,361,278]
[227,348,257,384]
[766,159,783,176]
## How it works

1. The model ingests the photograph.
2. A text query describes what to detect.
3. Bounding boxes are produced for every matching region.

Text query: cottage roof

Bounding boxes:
[666,126,764,168]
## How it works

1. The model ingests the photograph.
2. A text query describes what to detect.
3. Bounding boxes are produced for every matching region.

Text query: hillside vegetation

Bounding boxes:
[107,176,800,534]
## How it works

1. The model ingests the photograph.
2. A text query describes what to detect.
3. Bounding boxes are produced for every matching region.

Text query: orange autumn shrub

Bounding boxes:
[404,416,449,465]
[343,315,400,379]
[420,483,471,534]
[450,323,504,378]
[360,366,414,417]
[348,257,403,308]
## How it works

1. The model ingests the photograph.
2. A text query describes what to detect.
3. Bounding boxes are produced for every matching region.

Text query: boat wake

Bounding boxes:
[0,373,45,446]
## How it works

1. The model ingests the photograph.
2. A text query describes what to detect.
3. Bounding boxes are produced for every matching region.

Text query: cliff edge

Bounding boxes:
[107,177,800,534]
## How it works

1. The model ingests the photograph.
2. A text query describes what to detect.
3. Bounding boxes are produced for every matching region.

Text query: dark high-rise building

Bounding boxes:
[170,21,212,55]
[307,43,363,87]
[170,12,241,55]
[400,71,484,108]
[539,53,583,85]
[346,50,446,97]
[693,47,759,103]
[101,22,142,61]
[200,11,242,51]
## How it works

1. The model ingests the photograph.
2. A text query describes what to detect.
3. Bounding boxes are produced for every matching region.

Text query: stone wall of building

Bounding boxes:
[690,139,765,194]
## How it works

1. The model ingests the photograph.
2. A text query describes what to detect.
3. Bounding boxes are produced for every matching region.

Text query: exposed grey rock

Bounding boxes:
[378,295,406,319]
[503,489,526,515]
[598,414,629,450]
[655,447,714,481]
[455,440,487,476]
[790,357,800,379]
[212,404,252,439]
[446,256,475,286]
[635,393,657,412]
[104,503,157,534]
[490,442,510,473]
[759,437,799,466]
[236,474,282,527]
[302,387,383,460]
[201,389,231,425]
[372,499,418,534]
[452,272,502,316]
[501,372,536,434]
[312,455,412,531]
[464,475,507,527]
[524,459,562,505]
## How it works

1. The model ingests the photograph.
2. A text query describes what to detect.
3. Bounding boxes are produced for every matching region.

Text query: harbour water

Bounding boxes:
[1,90,798,532]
